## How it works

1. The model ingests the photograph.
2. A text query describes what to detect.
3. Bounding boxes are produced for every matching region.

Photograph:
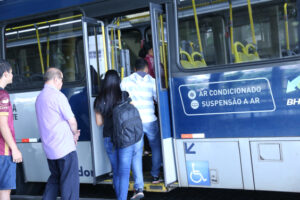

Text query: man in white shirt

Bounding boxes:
[121,58,162,200]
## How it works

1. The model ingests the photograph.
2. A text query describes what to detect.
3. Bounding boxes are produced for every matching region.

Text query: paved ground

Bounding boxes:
[11,196,113,200]
[12,187,300,200]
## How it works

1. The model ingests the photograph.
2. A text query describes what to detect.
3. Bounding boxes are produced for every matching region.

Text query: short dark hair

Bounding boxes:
[138,41,152,58]
[0,60,12,79]
[135,58,148,71]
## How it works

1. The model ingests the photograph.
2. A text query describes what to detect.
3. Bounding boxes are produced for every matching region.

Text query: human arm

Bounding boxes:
[95,112,103,126]
[68,117,80,145]
[58,94,80,145]
[152,79,157,102]
[0,115,22,163]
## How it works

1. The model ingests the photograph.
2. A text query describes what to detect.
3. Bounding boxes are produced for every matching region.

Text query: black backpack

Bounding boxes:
[112,93,143,148]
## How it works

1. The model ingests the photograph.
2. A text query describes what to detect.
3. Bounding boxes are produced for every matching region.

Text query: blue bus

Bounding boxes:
[1,0,300,194]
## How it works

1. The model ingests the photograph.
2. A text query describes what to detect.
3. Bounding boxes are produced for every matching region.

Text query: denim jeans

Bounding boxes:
[131,135,144,190]
[104,137,135,200]
[132,120,162,189]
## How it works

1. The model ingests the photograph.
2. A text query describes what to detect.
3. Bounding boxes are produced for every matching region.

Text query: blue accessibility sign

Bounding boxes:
[186,160,210,186]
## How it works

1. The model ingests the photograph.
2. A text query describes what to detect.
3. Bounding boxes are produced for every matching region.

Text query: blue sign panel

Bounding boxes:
[172,63,300,138]
[186,160,210,186]
[179,78,275,116]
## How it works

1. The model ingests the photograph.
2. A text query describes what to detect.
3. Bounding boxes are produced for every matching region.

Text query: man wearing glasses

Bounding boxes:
[35,68,80,200]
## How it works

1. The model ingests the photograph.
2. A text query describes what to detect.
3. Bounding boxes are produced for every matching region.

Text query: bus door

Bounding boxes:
[150,2,177,186]
[82,17,111,183]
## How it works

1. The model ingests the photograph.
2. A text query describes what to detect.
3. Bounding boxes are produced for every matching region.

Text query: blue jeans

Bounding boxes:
[132,120,162,189]
[104,137,135,200]
[43,151,79,200]
[131,135,144,190]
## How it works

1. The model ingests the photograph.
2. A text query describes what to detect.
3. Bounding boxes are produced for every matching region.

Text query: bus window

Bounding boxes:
[279,2,299,56]
[121,30,142,71]
[177,0,299,68]
[5,14,85,91]
[156,14,168,89]
[178,15,226,67]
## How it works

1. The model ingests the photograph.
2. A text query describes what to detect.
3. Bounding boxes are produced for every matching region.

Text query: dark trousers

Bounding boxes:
[43,151,79,200]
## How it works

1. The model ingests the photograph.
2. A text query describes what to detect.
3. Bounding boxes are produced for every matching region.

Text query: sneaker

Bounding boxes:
[152,176,161,184]
[130,188,144,200]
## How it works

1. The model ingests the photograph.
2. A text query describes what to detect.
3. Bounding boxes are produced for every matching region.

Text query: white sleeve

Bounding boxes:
[152,78,157,102]
[120,79,126,91]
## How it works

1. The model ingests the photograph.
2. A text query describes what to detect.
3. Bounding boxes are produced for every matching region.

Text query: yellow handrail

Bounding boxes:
[46,32,50,68]
[117,19,122,49]
[284,3,290,51]
[179,0,227,11]
[121,66,124,80]
[247,0,256,45]
[192,0,203,53]
[101,25,108,72]
[116,19,125,79]
[229,0,234,55]
[189,42,195,52]
[110,28,115,69]
[6,14,82,31]
[160,14,168,88]
[35,25,45,74]
[121,14,150,22]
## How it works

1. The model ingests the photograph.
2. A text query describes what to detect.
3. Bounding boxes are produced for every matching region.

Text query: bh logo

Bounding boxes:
[186,160,210,186]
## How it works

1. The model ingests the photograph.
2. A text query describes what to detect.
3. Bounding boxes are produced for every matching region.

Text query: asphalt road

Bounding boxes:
[12,184,300,200]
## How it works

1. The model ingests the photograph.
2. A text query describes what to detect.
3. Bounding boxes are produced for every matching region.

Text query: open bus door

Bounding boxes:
[82,17,111,184]
[150,2,177,186]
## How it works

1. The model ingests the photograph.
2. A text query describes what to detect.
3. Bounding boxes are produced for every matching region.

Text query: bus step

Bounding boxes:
[98,179,177,192]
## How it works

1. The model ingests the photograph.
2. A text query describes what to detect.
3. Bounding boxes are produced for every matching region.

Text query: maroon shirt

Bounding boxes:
[0,89,15,156]
[145,54,155,78]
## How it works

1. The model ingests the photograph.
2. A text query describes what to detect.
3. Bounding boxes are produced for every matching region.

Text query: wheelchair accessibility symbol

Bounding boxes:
[186,160,210,186]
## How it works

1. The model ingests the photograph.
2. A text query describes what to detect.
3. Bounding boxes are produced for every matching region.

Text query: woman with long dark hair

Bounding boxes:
[94,70,135,200]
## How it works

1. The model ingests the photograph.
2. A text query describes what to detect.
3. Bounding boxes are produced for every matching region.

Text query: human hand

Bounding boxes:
[12,148,22,163]
[74,130,80,145]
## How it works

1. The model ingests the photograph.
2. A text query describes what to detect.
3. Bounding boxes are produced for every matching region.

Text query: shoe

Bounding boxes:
[152,176,161,184]
[130,188,144,200]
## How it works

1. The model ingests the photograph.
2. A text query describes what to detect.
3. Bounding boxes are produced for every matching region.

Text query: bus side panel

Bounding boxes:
[18,141,93,183]
[11,86,90,142]
[251,140,300,192]
[11,91,40,141]
[171,62,300,191]
[175,139,243,189]
[11,86,92,183]
[172,63,300,139]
